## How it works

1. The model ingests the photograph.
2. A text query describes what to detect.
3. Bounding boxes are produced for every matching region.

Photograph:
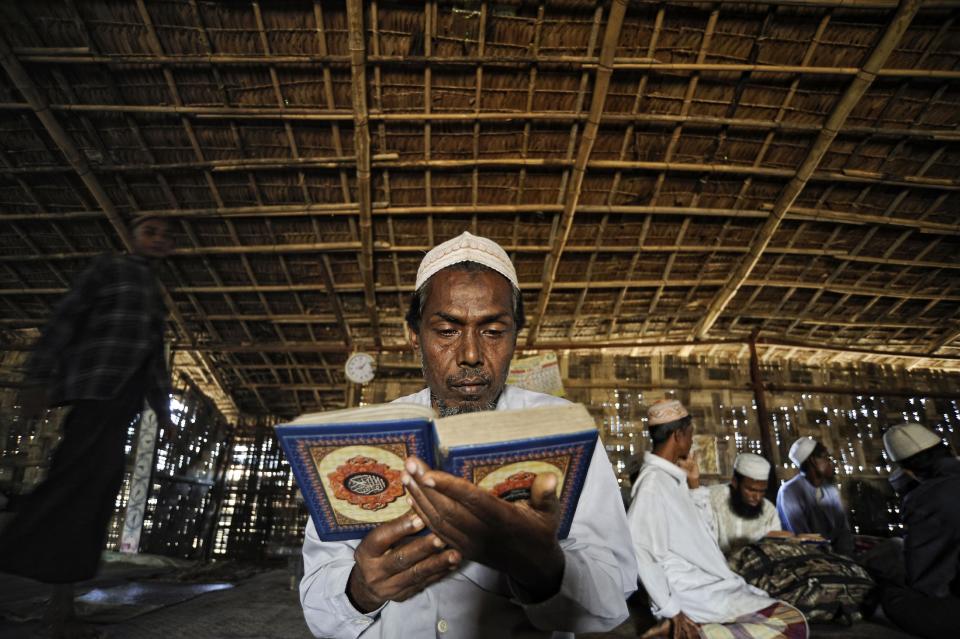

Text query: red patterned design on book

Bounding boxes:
[297,432,419,530]
[492,471,537,502]
[327,456,404,511]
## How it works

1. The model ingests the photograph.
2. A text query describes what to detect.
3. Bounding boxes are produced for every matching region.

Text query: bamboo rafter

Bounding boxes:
[693,0,925,340]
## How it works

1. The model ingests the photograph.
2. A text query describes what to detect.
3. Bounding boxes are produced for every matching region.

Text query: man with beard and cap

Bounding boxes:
[298,232,636,639]
[877,423,959,639]
[776,436,854,556]
[627,400,807,639]
[693,453,783,556]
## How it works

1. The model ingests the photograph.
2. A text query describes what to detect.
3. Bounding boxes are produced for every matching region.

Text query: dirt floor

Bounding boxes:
[0,555,916,638]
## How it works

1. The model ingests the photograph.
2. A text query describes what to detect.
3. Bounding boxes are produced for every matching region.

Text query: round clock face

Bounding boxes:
[344,352,376,385]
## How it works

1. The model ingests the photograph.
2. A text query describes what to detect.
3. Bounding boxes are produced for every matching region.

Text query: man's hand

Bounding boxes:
[17,386,47,421]
[640,613,699,639]
[677,457,700,489]
[402,456,565,602]
[348,511,461,613]
[669,612,700,639]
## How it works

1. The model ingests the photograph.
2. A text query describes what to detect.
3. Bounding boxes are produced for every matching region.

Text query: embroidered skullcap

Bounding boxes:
[647,399,689,427]
[733,452,771,482]
[788,436,818,467]
[883,422,942,462]
[415,231,519,291]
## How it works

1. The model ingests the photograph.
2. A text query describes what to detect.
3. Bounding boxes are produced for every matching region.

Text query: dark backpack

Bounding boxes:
[728,539,875,624]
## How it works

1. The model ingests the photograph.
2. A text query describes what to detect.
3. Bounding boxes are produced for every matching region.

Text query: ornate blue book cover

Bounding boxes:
[440,430,597,540]
[277,402,597,541]
[276,404,437,541]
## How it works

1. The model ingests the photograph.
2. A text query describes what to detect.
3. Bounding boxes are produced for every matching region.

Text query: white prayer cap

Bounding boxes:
[788,436,818,467]
[883,423,942,462]
[647,399,689,427]
[415,231,519,290]
[734,452,771,481]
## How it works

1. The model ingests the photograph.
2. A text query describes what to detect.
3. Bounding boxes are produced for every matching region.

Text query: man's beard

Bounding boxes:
[434,394,499,416]
[729,485,763,520]
[434,366,498,416]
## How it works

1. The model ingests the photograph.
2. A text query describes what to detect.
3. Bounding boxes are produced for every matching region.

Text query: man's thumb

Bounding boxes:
[530,472,560,515]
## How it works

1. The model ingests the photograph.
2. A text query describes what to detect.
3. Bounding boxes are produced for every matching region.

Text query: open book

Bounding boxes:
[276,402,597,541]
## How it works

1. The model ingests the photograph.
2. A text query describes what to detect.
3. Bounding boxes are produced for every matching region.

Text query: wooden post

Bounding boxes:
[749,332,779,502]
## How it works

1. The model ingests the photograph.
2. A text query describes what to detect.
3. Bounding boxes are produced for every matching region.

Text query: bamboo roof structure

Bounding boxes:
[1,0,959,418]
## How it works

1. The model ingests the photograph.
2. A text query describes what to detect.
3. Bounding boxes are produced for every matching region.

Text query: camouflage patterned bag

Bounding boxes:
[728,539,875,624]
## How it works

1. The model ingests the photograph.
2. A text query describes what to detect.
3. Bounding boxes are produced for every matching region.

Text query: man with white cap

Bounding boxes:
[627,399,807,639]
[776,436,853,556]
[877,422,959,639]
[693,453,783,556]
[299,232,637,638]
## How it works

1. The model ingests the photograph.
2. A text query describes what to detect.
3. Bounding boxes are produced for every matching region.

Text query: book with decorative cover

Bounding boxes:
[276,402,597,541]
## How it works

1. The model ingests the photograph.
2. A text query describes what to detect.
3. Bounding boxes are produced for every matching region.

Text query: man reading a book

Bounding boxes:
[299,231,637,638]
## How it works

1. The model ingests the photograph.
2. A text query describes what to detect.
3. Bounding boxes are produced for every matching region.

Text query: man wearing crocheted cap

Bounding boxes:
[627,399,807,639]
[299,231,637,639]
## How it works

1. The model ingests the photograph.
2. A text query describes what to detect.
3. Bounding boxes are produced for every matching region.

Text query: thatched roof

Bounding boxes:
[1,0,959,418]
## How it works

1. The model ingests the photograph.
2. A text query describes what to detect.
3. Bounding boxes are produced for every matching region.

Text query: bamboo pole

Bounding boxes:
[1,309,939,331]
[10,49,960,80]
[6,277,958,302]
[928,324,960,354]
[346,0,381,349]
[5,202,958,236]
[16,233,957,270]
[531,0,630,346]
[765,383,960,399]
[0,32,239,419]
[7,333,959,365]
[1,102,955,143]
[749,332,779,497]
[4,157,956,191]
[694,0,924,340]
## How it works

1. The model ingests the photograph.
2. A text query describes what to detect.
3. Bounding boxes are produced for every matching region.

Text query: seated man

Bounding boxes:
[879,422,959,639]
[777,437,854,556]
[299,232,636,638]
[627,400,807,639]
[693,453,783,555]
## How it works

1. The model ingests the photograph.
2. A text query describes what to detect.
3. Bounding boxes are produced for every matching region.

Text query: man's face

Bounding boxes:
[809,444,836,481]
[132,218,173,259]
[733,475,768,509]
[729,475,767,519]
[409,268,517,416]
[676,424,694,459]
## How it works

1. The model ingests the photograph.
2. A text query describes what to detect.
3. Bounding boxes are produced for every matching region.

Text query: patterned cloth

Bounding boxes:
[24,253,170,416]
[700,602,808,639]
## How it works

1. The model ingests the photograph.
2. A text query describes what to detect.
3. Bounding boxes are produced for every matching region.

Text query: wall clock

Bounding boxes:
[344,352,376,385]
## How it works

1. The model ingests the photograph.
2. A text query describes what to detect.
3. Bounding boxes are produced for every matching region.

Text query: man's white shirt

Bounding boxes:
[692,483,781,555]
[299,385,637,638]
[626,453,774,623]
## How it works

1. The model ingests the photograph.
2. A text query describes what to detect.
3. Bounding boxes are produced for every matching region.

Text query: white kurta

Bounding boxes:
[300,385,637,639]
[692,483,781,555]
[627,453,774,623]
